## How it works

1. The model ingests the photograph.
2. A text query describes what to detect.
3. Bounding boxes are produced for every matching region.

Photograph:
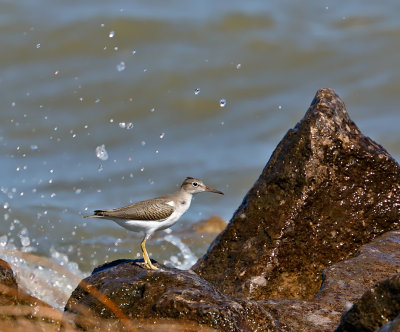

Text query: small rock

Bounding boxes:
[193,216,227,234]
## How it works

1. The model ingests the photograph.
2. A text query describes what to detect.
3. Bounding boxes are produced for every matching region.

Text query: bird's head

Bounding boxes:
[181,177,224,195]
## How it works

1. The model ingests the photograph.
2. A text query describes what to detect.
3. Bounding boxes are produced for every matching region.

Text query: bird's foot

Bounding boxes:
[142,261,159,270]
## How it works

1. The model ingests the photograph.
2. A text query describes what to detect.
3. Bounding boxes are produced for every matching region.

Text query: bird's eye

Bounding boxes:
[192,182,198,187]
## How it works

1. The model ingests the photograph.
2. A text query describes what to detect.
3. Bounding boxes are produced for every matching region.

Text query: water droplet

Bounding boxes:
[119,122,126,129]
[11,102,16,107]
[126,122,134,130]
[54,70,59,76]
[131,50,136,55]
[140,167,144,172]
[95,98,101,103]
[150,108,155,113]
[36,43,41,48]
[50,193,56,198]
[278,105,282,110]
[109,31,115,38]
[116,61,126,72]
[141,141,146,147]
[159,132,165,139]
[98,164,103,172]
[95,144,109,161]
[30,145,38,150]
[219,98,227,108]
[236,63,241,69]
[194,88,200,95]
[3,202,9,209]
[0,235,7,247]
[100,23,105,28]
[114,46,119,51]
[75,188,82,194]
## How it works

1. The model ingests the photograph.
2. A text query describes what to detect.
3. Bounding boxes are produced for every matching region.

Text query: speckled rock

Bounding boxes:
[64,259,279,332]
[0,259,18,305]
[262,230,400,331]
[336,273,400,332]
[193,88,400,301]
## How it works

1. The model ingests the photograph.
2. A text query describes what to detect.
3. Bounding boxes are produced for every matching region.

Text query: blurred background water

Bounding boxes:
[1,1,400,309]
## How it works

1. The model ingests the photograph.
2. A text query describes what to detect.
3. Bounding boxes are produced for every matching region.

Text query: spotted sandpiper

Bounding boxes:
[85,177,223,270]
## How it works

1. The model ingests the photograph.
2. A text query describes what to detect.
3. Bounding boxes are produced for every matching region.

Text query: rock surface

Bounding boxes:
[64,259,279,331]
[0,259,18,305]
[64,230,400,331]
[193,88,400,301]
[262,230,400,331]
[0,258,61,331]
[336,273,400,332]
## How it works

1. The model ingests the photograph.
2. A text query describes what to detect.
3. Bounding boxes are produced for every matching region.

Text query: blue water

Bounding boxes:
[0,0,399,309]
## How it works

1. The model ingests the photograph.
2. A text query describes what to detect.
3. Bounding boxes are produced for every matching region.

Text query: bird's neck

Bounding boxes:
[178,188,193,202]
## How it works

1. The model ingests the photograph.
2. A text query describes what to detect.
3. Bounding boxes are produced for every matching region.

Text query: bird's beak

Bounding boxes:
[205,186,224,195]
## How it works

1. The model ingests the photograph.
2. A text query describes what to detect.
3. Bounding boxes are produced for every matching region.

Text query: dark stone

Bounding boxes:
[193,88,400,301]
[0,259,18,305]
[64,259,280,331]
[336,273,400,332]
[262,230,400,331]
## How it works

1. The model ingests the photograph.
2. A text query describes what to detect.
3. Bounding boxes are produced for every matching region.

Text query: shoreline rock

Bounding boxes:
[193,88,400,301]
[64,259,279,331]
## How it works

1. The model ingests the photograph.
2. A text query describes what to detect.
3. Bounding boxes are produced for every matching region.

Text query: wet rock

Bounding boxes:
[262,230,400,331]
[64,259,279,331]
[336,273,400,332]
[193,88,400,301]
[0,259,18,305]
[0,258,60,331]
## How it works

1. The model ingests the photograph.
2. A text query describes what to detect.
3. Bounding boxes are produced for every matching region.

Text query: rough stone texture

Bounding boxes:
[193,88,400,301]
[64,230,400,331]
[262,230,400,331]
[64,259,280,332]
[0,258,60,331]
[377,315,400,332]
[336,273,400,332]
[0,259,18,305]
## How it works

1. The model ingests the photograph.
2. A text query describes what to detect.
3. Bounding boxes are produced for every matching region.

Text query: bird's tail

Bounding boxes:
[84,210,106,218]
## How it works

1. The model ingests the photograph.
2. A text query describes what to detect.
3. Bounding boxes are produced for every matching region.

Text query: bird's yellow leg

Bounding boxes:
[140,238,158,270]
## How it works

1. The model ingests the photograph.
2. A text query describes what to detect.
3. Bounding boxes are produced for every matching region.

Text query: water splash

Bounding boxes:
[0,237,86,310]
[162,234,197,269]
[95,144,108,161]
[119,122,134,130]
[116,61,126,72]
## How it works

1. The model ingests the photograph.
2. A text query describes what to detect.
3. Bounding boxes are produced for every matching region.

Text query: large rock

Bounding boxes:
[193,88,400,301]
[64,259,279,331]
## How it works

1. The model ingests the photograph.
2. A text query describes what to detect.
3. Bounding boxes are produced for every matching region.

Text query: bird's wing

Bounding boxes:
[90,197,174,221]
